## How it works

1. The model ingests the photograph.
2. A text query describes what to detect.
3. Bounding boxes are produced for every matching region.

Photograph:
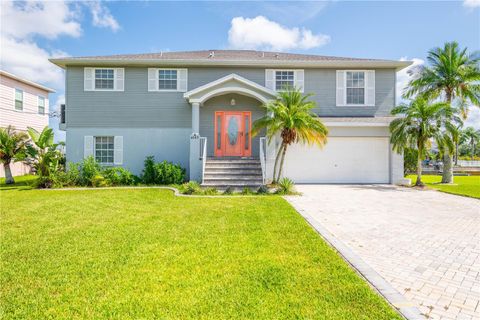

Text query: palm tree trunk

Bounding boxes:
[272,143,284,184]
[472,141,475,160]
[441,92,454,184]
[415,145,423,187]
[441,152,453,184]
[3,162,14,184]
[276,144,288,182]
[455,142,458,165]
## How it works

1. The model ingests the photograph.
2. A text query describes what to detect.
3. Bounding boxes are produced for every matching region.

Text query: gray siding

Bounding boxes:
[65,66,396,128]
[200,94,265,157]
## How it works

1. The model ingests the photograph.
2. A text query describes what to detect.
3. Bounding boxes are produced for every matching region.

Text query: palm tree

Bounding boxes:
[252,88,328,183]
[390,98,455,186]
[405,41,480,183]
[463,127,480,159]
[0,126,29,184]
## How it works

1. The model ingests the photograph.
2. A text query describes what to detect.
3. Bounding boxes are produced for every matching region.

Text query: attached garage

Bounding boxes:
[283,137,391,183]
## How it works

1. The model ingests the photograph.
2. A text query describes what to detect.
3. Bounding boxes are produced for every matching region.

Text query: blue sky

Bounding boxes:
[1,0,479,140]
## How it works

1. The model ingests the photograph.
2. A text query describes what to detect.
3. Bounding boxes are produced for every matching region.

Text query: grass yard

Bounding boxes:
[407,175,480,199]
[0,185,401,319]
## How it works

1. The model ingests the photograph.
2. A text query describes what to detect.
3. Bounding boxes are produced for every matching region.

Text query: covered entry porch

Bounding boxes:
[184,74,276,182]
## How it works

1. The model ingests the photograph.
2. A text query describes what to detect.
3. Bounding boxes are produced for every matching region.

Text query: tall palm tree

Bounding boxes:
[0,126,29,184]
[390,98,455,186]
[405,41,480,183]
[463,127,480,159]
[252,88,328,183]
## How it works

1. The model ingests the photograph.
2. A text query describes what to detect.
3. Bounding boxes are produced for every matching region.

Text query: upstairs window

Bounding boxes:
[94,136,114,164]
[275,70,295,91]
[95,69,114,90]
[159,69,177,90]
[38,96,45,115]
[346,71,365,105]
[15,89,23,111]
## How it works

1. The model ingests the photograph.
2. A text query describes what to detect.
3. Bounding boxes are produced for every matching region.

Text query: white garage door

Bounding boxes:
[283,137,390,183]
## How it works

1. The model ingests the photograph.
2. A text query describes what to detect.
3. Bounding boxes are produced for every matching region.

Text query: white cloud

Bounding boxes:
[463,0,480,8]
[396,57,425,102]
[1,1,82,39]
[86,1,120,32]
[228,16,330,51]
[465,107,480,129]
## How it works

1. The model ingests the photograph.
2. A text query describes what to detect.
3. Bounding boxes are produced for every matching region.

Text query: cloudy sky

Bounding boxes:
[1,0,479,140]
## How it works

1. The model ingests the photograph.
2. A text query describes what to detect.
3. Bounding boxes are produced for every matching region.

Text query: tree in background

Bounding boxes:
[0,126,29,184]
[462,127,480,160]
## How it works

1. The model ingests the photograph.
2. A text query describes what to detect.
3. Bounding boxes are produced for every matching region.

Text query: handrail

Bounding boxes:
[259,137,266,184]
[199,137,207,184]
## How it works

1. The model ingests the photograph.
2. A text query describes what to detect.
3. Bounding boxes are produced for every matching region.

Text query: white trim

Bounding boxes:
[184,73,276,102]
[147,68,188,92]
[267,69,304,92]
[189,87,272,105]
[338,70,375,107]
[0,70,55,92]
[50,58,413,71]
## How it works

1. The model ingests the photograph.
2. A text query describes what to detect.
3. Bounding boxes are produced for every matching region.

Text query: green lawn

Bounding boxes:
[0,186,401,319]
[407,175,480,199]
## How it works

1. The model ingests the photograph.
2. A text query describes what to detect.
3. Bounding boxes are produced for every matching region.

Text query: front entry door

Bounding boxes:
[214,111,252,157]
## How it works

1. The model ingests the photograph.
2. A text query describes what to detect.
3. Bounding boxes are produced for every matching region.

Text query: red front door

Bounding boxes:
[214,111,252,157]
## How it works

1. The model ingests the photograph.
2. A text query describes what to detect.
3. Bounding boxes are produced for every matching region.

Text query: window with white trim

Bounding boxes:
[159,69,177,90]
[275,70,295,91]
[15,89,23,111]
[346,71,365,105]
[38,96,45,115]
[94,136,114,164]
[95,69,114,90]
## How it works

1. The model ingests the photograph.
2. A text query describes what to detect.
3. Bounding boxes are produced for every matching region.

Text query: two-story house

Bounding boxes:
[50,50,411,187]
[0,70,55,177]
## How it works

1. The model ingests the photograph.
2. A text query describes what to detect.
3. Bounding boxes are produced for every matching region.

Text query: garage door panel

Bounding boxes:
[283,137,390,183]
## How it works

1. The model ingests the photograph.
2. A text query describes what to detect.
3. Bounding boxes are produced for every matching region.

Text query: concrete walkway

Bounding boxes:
[285,185,480,320]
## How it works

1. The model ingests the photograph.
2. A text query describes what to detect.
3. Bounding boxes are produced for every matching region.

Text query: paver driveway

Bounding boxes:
[285,185,480,320]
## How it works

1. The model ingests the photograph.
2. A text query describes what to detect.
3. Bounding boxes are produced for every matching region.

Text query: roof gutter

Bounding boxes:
[49,58,412,71]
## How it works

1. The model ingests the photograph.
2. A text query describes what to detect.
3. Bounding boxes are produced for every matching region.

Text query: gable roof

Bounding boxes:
[49,50,412,70]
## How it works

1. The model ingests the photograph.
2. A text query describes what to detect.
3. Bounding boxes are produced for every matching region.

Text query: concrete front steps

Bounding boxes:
[201,158,263,191]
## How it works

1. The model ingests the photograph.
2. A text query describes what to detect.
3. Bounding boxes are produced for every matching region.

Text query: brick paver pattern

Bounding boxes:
[286,185,480,320]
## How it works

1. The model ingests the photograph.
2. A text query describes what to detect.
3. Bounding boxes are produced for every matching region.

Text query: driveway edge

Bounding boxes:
[287,201,424,320]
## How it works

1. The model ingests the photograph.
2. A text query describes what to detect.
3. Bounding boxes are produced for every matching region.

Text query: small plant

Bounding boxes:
[276,177,295,195]
[223,187,234,195]
[103,167,136,186]
[79,156,102,186]
[154,160,185,184]
[141,156,156,184]
[202,187,218,195]
[91,174,109,187]
[256,185,269,194]
[241,187,253,195]
[179,181,201,195]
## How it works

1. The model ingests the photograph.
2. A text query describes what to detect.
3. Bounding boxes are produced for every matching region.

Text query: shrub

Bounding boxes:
[241,187,253,195]
[79,156,102,186]
[257,185,269,194]
[103,167,136,186]
[91,174,109,187]
[223,187,234,195]
[154,160,185,185]
[276,177,295,195]
[179,181,201,195]
[142,156,156,184]
[202,187,218,195]
[403,148,418,175]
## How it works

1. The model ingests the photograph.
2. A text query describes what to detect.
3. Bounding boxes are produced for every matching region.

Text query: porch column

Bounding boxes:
[189,102,201,182]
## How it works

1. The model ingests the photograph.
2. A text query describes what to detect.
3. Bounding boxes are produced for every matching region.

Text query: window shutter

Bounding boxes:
[336,71,346,106]
[265,69,275,90]
[84,136,94,158]
[177,69,188,92]
[115,68,124,91]
[294,70,304,92]
[148,68,157,91]
[84,68,94,91]
[113,136,123,165]
[365,70,375,106]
